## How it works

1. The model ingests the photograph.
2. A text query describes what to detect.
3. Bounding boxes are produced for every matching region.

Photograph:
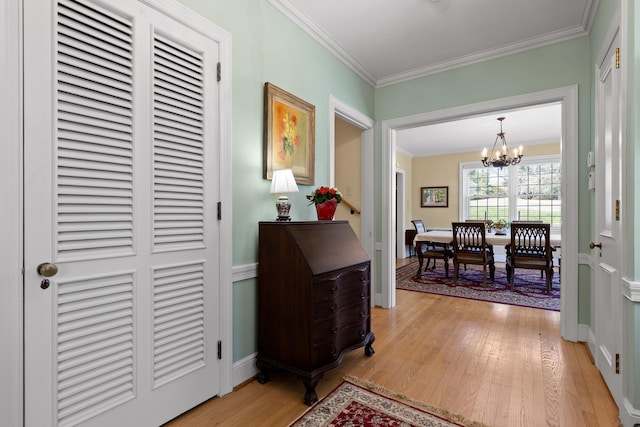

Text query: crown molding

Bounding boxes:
[376,26,590,87]
[267,0,377,86]
[395,146,414,159]
[269,0,599,88]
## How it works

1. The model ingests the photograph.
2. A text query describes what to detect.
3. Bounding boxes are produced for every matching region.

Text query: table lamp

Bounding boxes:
[270,169,298,221]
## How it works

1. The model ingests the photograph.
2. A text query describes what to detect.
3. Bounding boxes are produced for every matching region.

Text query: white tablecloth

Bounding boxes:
[413,230,561,247]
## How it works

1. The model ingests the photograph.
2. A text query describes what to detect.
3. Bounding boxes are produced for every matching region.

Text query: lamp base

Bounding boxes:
[275,195,291,221]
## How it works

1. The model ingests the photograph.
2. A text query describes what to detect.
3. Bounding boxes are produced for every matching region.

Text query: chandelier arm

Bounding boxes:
[480,117,522,168]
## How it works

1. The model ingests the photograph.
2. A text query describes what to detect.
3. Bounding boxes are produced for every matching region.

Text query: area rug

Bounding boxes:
[289,376,487,427]
[396,261,560,311]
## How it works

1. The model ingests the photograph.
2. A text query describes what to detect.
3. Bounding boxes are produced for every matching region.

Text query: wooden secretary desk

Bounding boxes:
[256,221,375,405]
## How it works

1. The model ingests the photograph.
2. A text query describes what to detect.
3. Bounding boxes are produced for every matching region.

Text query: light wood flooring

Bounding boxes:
[165,259,619,427]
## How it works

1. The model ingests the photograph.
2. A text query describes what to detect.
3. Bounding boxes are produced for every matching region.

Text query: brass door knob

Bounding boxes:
[37,262,58,277]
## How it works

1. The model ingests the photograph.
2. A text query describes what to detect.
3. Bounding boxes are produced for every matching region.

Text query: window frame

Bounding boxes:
[459,154,562,232]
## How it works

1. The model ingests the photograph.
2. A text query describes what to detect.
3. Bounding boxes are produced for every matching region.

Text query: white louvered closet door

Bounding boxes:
[23,1,221,426]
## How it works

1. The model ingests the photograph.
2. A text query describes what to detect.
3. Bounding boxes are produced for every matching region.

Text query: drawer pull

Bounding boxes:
[360,292,366,300]
[360,310,366,318]
[330,304,337,312]
[331,285,338,294]
[330,349,337,358]
[331,325,338,334]
[359,331,365,338]
[360,276,366,283]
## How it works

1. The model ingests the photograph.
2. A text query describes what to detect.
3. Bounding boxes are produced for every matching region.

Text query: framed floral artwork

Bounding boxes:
[421,186,448,208]
[264,82,315,185]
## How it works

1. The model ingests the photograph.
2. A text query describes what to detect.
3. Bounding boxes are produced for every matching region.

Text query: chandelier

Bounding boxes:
[481,117,523,168]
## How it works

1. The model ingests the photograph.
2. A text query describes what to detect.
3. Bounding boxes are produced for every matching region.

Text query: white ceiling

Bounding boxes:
[276,0,597,87]
[271,0,590,156]
[396,103,562,157]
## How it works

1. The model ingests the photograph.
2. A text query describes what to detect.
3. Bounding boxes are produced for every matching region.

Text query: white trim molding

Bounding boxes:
[267,0,376,86]
[232,263,258,282]
[621,398,640,427]
[268,0,599,88]
[577,323,593,344]
[1,0,24,426]
[328,95,376,307]
[382,85,579,341]
[578,252,593,268]
[623,277,640,303]
[232,353,259,388]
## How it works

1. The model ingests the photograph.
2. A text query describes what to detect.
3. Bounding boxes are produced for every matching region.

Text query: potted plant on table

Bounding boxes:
[493,219,509,234]
[307,186,342,220]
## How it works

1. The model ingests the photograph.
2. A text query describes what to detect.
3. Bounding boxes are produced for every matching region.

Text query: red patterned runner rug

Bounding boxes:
[289,376,488,427]
[396,261,560,311]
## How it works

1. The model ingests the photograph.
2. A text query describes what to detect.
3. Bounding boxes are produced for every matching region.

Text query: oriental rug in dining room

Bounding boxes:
[396,261,560,311]
[289,376,488,427]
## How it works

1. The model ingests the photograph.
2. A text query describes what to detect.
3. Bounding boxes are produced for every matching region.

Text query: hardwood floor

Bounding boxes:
[165,262,619,427]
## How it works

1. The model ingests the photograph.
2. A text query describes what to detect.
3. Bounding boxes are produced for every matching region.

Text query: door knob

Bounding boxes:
[37,262,58,277]
[589,242,602,249]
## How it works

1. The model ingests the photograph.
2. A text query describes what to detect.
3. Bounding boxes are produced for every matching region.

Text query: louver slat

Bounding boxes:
[152,32,206,251]
[56,0,134,262]
[153,263,206,387]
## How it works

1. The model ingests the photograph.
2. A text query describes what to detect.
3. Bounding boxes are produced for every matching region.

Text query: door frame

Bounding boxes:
[328,96,375,303]
[381,85,579,341]
[395,169,407,259]
[1,1,234,425]
[0,0,24,425]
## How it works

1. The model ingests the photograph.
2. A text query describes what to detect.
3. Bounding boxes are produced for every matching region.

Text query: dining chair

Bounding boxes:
[411,220,452,279]
[451,222,495,286]
[508,221,549,277]
[505,222,554,294]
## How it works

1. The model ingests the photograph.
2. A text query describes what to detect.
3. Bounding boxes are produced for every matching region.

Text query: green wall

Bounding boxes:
[176,0,375,361]
[173,0,629,374]
[374,37,593,324]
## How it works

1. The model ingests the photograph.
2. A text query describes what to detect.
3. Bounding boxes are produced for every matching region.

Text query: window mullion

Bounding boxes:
[509,166,518,221]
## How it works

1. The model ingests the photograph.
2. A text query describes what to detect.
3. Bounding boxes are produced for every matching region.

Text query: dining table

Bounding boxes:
[412,229,561,280]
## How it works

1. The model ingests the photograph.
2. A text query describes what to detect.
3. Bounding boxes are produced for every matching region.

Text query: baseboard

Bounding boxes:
[232,352,258,388]
[374,292,384,307]
[621,398,640,426]
[577,323,592,343]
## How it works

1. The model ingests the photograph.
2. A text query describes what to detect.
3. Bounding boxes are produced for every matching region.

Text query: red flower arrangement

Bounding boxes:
[306,186,342,205]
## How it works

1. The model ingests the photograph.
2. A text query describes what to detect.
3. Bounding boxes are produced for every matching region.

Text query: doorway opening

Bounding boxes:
[381,86,579,341]
[328,96,376,303]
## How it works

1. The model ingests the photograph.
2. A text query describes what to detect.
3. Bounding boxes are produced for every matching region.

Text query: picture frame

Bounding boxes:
[421,186,448,208]
[263,82,315,185]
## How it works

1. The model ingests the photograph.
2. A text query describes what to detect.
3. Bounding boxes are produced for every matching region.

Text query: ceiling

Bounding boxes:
[274,0,598,87]
[270,0,594,156]
[396,103,562,158]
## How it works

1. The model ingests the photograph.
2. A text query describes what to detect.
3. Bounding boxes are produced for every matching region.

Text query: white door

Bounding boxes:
[593,29,622,403]
[23,1,221,425]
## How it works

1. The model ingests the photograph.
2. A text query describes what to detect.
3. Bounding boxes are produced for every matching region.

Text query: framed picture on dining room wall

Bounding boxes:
[263,82,315,185]
[421,186,448,208]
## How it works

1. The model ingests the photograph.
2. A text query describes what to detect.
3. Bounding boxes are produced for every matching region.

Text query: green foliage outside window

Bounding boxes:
[465,160,562,228]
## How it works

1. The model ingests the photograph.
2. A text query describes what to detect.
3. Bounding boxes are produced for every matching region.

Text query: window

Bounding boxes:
[461,155,561,231]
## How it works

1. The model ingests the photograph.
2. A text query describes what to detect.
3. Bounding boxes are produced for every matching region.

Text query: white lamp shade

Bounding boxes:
[270,169,299,194]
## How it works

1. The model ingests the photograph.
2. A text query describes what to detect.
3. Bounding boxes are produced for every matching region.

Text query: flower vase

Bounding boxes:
[315,199,338,220]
